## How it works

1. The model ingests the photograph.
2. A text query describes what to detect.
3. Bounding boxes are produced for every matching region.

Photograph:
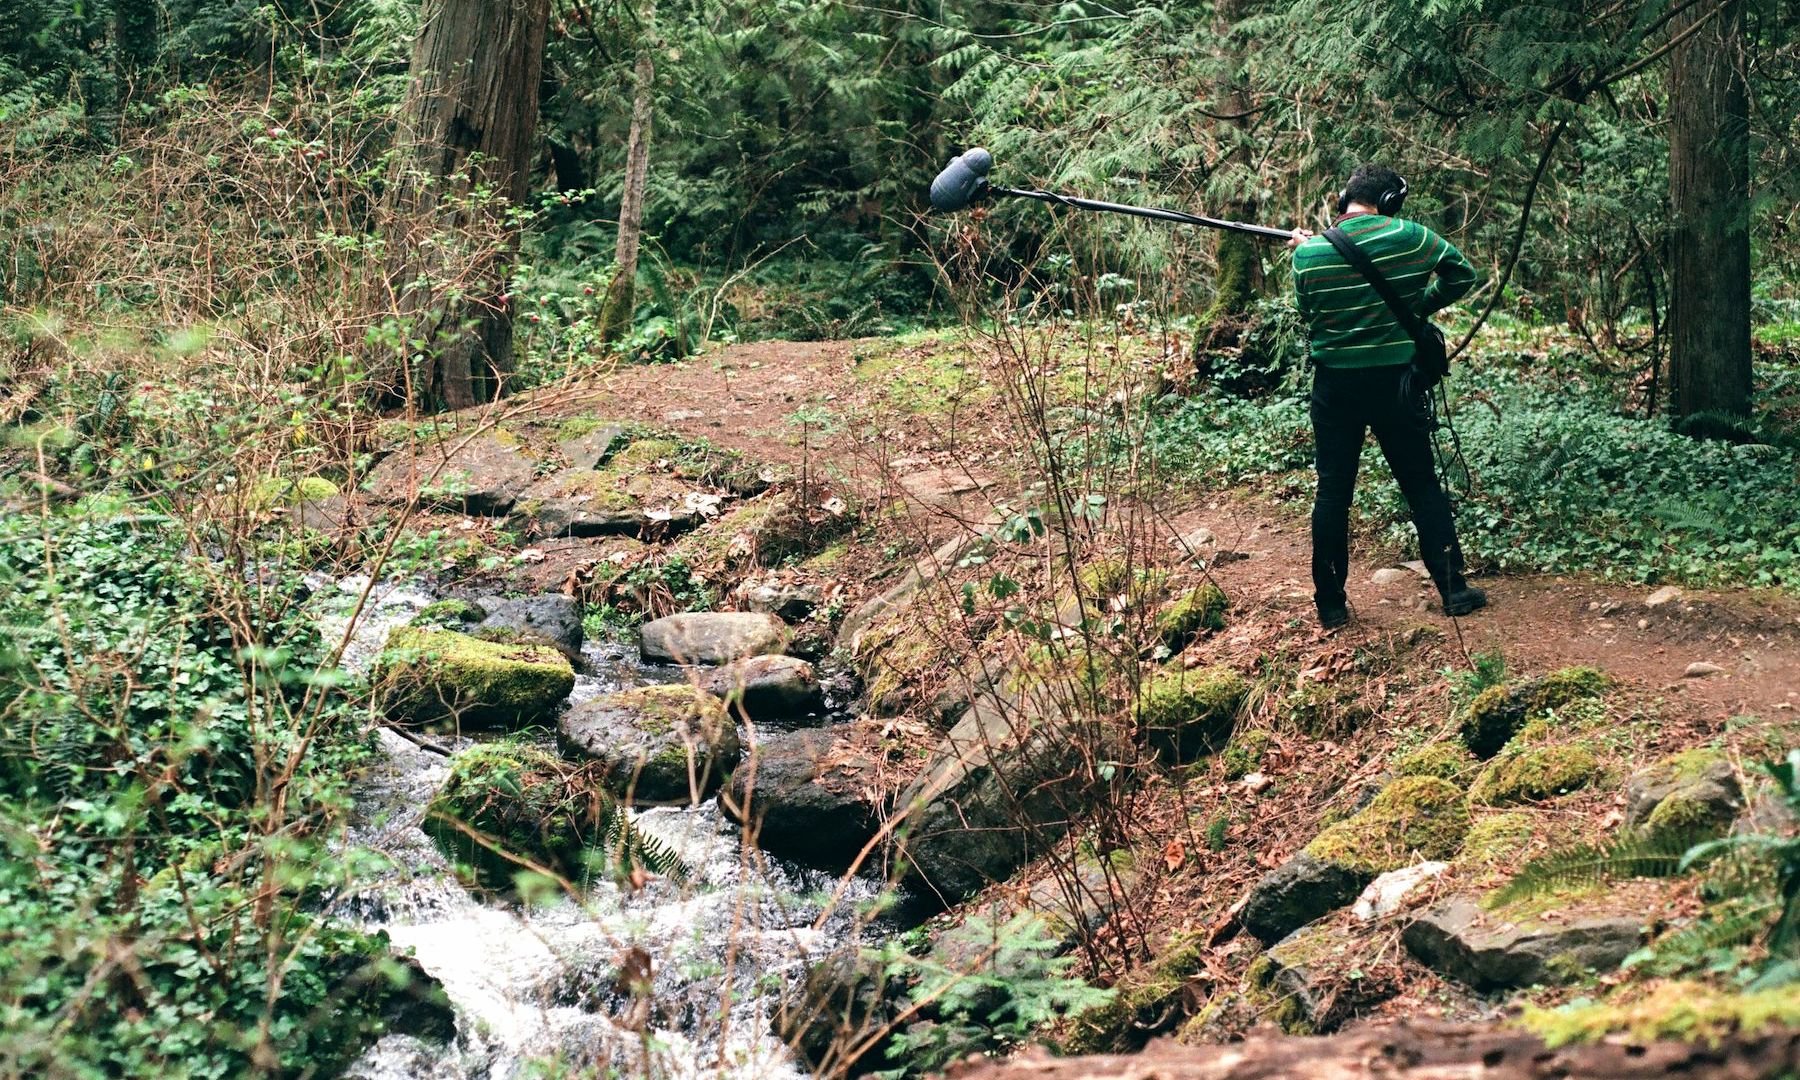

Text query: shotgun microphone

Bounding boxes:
[929,147,994,212]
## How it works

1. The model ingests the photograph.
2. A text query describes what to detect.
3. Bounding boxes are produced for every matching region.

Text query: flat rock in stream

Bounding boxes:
[474,593,584,661]
[558,685,741,803]
[724,729,878,869]
[641,612,789,665]
[699,655,823,722]
[373,626,574,731]
[1402,894,1645,991]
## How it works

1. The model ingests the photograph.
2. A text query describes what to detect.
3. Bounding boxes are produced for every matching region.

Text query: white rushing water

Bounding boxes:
[319,586,889,1079]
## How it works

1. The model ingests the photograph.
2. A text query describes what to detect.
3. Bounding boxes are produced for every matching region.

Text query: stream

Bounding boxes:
[312,576,894,1079]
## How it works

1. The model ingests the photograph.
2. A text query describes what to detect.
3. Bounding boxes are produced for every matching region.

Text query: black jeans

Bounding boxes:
[1310,363,1465,606]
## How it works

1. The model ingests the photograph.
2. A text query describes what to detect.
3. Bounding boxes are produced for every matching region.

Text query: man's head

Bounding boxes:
[1336,164,1408,216]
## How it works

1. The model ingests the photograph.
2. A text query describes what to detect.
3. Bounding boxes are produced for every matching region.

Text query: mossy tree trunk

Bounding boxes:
[1667,0,1752,430]
[395,0,550,409]
[598,0,657,347]
[1202,0,1264,328]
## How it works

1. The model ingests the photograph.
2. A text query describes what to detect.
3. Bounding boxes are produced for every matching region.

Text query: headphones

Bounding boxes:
[1336,172,1408,216]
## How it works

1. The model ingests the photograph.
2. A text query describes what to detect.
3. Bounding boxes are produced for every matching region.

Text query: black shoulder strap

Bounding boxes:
[1323,226,1425,342]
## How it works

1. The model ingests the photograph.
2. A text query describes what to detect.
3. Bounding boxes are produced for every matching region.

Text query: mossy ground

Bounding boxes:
[1460,666,1610,757]
[1221,727,1272,780]
[849,332,992,416]
[1521,980,1800,1048]
[1061,934,1208,1054]
[1394,742,1479,783]
[1470,719,1602,806]
[1304,775,1471,874]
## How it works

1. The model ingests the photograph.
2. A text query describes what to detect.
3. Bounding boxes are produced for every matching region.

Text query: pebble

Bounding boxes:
[1684,661,1726,678]
[1371,567,1412,586]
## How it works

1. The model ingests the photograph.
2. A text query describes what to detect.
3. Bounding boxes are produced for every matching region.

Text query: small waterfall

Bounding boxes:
[322,588,891,1078]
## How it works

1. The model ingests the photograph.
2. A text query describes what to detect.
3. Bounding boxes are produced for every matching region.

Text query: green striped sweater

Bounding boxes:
[1292,214,1477,369]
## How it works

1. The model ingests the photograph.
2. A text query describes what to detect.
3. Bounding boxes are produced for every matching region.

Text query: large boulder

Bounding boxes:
[722,729,879,869]
[422,742,617,890]
[1243,776,1470,943]
[891,681,1117,903]
[1403,894,1645,991]
[475,594,584,661]
[699,655,824,723]
[640,612,789,665]
[559,684,741,803]
[556,421,629,470]
[365,430,538,516]
[373,626,574,731]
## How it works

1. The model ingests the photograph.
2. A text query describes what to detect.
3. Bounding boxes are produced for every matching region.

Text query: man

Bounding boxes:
[1287,163,1485,629]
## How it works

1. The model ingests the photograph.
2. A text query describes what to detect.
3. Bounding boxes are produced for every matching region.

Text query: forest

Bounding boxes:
[2,1,1799,1078]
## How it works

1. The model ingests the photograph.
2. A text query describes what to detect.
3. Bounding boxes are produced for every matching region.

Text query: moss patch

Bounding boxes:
[1395,742,1479,783]
[1156,585,1228,648]
[1221,728,1272,780]
[1283,677,1373,740]
[1457,811,1541,873]
[1521,981,1800,1048]
[373,626,574,730]
[1139,665,1247,763]
[1305,775,1471,874]
[1460,666,1610,758]
[423,741,615,891]
[1469,720,1601,806]
[851,335,992,416]
[1062,934,1206,1054]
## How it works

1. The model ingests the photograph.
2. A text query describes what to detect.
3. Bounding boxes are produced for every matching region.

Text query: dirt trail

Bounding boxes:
[555,337,1800,723]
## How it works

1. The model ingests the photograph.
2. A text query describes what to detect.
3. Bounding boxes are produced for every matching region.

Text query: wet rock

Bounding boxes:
[640,612,789,665]
[739,577,824,621]
[699,654,824,723]
[365,431,537,516]
[1241,853,1371,944]
[1351,861,1449,922]
[775,950,897,1072]
[373,626,574,730]
[410,598,487,629]
[722,729,878,869]
[1625,749,1742,842]
[893,683,1119,903]
[422,742,617,889]
[475,593,584,661]
[1402,894,1644,991]
[558,422,629,470]
[559,685,741,803]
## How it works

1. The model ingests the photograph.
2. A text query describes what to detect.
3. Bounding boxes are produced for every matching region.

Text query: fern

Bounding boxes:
[1624,896,1781,978]
[1488,829,1703,908]
[598,808,692,886]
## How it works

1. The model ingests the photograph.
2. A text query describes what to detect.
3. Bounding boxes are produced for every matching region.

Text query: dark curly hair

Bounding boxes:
[1341,163,1406,212]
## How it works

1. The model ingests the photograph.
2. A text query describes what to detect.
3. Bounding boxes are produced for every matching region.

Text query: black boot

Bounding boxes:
[1443,584,1487,616]
[1316,594,1350,629]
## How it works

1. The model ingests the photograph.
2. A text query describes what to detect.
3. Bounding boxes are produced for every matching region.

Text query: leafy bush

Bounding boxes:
[0,513,401,1076]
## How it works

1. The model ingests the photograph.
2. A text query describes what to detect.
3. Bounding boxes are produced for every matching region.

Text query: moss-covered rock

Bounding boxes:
[423,742,616,890]
[1469,720,1601,806]
[1062,934,1207,1054]
[1304,776,1471,874]
[1394,742,1479,783]
[1156,585,1228,648]
[1459,666,1610,758]
[1246,923,1400,1035]
[1625,748,1742,845]
[558,684,740,802]
[1139,665,1247,763]
[1075,556,1170,609]
[251,475,339,509]
[1457,811,1540,872]
[411,598,487,629]
[374,626,575,730]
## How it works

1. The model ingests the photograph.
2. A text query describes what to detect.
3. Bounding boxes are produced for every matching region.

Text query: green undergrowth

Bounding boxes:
[1144,343,1800,590]
[0,513,412,1076]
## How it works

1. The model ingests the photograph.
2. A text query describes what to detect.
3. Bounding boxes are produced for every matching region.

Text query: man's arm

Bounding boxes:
[1420,230,1476,315]
[1288,228,1316,321]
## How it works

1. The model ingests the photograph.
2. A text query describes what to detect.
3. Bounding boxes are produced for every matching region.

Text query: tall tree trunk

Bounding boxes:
[396,0,550,409]
[1667,0,1752,429]
[598,0,657,347]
